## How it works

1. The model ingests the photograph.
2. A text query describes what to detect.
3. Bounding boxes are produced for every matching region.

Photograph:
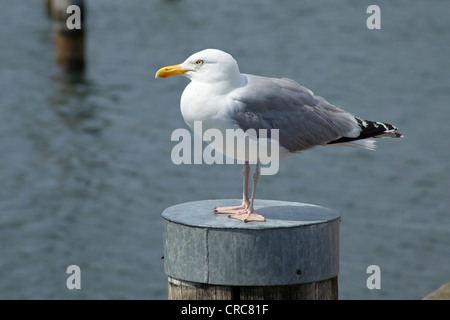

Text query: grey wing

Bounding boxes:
[230,75,360,152]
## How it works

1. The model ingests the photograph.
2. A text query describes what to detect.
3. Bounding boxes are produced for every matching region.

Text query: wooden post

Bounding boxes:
[423,282,450,300]
[48,0,86,71]
[162,199,340,300]
[44,0,52,16]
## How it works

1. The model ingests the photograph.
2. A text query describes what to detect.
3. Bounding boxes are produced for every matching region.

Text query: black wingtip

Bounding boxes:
[328,118,402,145]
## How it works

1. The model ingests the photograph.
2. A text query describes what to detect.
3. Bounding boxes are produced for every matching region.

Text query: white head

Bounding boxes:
[155,49,242,86]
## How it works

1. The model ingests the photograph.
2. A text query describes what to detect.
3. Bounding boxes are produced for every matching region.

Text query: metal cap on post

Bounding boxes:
[162,199,340,300]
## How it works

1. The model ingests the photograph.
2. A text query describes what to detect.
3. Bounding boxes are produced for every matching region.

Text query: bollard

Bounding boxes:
[49,0,86,71]
[162,199,340,300]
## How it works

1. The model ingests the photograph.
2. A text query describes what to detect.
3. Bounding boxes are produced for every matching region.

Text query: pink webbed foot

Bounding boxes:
[214,204,248,215]
[228,210,266,223]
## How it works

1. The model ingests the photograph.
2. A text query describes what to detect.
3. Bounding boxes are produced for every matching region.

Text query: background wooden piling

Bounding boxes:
[47,0,86,71]
[44,0,52,16]
[162,199,341,300]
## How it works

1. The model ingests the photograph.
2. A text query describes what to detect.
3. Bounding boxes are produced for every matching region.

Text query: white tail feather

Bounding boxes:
[329,138,377,151]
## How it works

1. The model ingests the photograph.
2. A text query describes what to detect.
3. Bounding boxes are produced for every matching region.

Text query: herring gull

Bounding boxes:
[155,49,402,223]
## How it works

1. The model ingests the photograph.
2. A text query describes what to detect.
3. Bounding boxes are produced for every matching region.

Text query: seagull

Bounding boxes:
[155,49,402,223]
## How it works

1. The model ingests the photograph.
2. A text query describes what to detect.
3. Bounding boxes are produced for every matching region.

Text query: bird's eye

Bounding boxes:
[195,60,204,66]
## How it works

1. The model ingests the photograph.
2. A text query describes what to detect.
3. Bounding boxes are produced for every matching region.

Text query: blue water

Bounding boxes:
[0,0,449,299]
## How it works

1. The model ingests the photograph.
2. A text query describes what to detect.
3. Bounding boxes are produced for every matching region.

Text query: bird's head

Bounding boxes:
[155,49,241,86]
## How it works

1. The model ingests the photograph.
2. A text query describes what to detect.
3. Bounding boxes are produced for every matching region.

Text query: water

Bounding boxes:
[0,0,449,299]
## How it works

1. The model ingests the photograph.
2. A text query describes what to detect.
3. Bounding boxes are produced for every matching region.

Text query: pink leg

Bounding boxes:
[229,161,266,223]
[214,161,250,214]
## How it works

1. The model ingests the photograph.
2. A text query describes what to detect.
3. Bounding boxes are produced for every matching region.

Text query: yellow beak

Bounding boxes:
[155,64,191,78]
